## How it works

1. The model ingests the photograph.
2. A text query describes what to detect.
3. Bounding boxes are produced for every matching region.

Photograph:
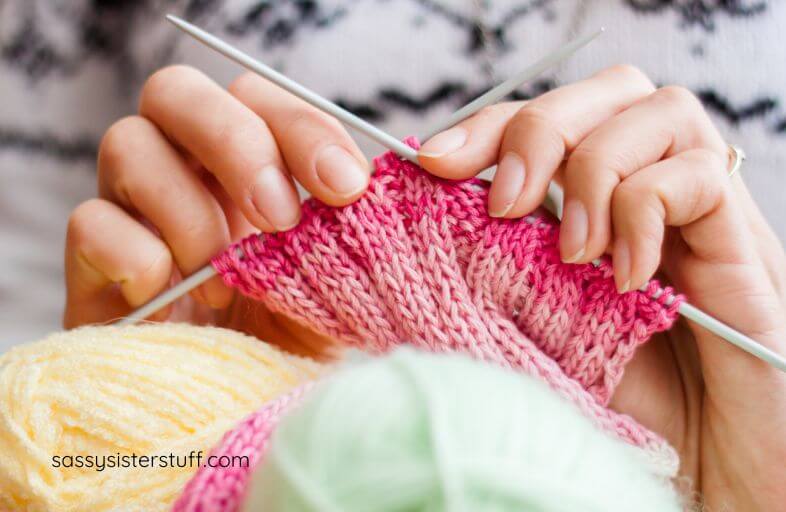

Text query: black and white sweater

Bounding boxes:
[1,0,783,348]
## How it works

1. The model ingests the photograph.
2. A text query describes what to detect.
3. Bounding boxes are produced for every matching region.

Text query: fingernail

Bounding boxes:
[315,145,369,197]
[560,199,588,263]
[613,238,632,293]
[489,152,526,217]
[251,165,301,231]
[419,127,468,157]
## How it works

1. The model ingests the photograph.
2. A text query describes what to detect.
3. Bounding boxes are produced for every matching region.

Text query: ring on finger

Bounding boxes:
[727,144,745,178]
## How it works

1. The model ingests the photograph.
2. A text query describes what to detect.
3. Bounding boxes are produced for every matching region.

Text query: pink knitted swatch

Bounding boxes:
[179,139,684,510]
[173,385,310,512]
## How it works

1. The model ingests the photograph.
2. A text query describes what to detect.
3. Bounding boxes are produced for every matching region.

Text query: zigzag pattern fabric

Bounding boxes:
[211,139,683,477]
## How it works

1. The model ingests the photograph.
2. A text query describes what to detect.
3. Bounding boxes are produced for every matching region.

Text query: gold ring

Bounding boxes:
[727,144,745,178]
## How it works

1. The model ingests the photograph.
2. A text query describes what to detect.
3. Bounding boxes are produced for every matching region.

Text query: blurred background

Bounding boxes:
[1,0,783,350]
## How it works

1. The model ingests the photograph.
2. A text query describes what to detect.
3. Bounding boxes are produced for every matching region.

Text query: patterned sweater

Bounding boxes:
[0,0,783,348]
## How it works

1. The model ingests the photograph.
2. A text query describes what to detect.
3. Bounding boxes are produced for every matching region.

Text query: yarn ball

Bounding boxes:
[243,349,682,512]
[0,323,321,512]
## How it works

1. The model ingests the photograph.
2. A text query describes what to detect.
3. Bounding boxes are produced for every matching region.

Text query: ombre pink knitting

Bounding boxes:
[178,138,684,509]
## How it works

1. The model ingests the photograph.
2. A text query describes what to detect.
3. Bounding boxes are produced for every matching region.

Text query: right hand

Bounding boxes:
[64,65,369,353]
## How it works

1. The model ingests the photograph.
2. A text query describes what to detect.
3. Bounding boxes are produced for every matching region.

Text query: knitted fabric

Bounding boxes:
[209,139,683,474]
[172,386,311,512]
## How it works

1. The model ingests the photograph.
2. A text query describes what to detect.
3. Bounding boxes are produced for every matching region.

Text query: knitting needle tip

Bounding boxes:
[166,13,185,27]
[423,26,605,139]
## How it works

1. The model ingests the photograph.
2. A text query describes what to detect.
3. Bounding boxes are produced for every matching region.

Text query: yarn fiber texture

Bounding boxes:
[245,349,683,512]
[0,323,321,512]
[212,138,683,476]
[173,385,312,512]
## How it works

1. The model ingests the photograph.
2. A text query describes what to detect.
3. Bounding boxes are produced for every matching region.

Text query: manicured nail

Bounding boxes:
[419,127,468,157]
[488,152,526,217]
[613,238,632,293]
[315,145,369,197]
[251,165,301,231]
[560,199,588,263]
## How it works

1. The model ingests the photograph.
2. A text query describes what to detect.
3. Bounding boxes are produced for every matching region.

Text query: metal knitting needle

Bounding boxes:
[425,81,786,372]
[422,27,604,140]
[119,16,596,325]
[166,15,417,163]
[119,19,786,374]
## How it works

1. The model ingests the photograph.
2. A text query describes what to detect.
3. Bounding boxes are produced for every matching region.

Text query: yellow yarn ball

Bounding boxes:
[0,323,321,512]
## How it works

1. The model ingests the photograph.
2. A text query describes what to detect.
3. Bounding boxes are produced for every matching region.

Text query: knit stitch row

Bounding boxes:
[211,139,683,476]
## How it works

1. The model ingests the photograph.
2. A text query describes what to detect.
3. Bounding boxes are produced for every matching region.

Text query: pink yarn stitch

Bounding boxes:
[177,138,684,511]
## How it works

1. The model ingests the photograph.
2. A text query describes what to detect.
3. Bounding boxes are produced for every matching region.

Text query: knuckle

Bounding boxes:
[605,64,654,91]
[613,179,647,208]
[144,64,202,93]
[654,85,701,111]
[227,71,261,99]
[131,245,173,285]
[682,147,726,172]
[474,101,524,125]
[513,103,553,127]
[686,177,715,220]
[320,110,344,131]
[570,142,648,180]
[67,199,109,246]
[140,64,205,112]
[612,183,663,244]
[682,150,729,213]
[566,145,607,174]
[98,116,154,171]
[510,104,567,153]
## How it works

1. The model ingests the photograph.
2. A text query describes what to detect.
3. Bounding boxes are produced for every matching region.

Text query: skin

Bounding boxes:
[64,64,786,509]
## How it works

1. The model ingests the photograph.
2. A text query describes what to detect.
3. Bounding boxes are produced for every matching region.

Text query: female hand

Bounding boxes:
[418,64,786,510]
[63,65,367,356]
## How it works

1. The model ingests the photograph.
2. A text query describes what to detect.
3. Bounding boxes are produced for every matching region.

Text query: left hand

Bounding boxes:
[417,65,786,510]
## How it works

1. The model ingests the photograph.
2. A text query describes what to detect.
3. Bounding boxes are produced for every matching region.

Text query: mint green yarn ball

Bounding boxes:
[245,349,682,512]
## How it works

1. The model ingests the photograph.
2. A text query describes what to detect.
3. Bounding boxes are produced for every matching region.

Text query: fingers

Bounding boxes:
[492,65,656,218]
[227,72,369,206]
[64,199,173,327]
[560,85,727,264]
[417,102,523,179]
[417,65,655,217]
[139,65,301,231]
[610,149,731,292]
[82,64,371,323]
[97,116,234,308]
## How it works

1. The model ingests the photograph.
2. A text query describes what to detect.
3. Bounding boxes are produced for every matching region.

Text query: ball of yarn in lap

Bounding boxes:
[0,323,321,512]
[241,349,682,512]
